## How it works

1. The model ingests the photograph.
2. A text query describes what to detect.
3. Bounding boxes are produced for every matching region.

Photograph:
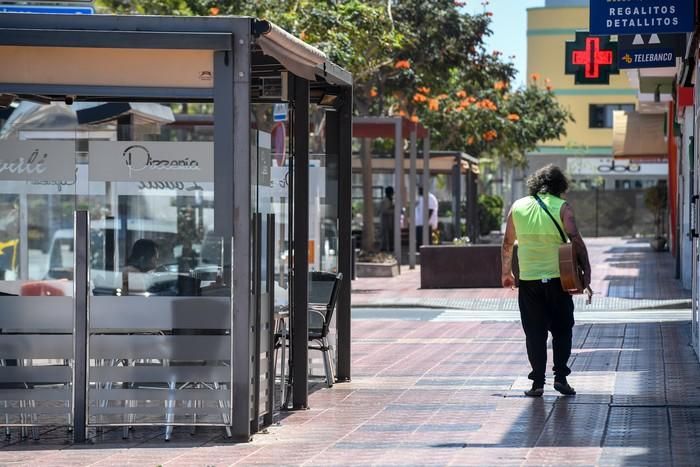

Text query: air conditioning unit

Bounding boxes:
[260,72,288,101]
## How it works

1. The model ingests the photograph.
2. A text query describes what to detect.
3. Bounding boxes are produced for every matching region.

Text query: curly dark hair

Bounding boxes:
[526,164,569,197]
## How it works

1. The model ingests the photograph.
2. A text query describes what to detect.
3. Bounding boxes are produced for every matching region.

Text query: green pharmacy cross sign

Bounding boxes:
[565,31,619,85]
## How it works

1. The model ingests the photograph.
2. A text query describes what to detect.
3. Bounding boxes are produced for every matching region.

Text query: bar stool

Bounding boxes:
[0,358,40,441]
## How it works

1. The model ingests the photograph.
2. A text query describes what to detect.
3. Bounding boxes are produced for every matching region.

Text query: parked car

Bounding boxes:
[46,220,221,296]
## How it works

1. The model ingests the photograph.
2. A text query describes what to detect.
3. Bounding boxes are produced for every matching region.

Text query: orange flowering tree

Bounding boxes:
[364,0,515,117]
[414,76,571,164]
[342,0,572,164]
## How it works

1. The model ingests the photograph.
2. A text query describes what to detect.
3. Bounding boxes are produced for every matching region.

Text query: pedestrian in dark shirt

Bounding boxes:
[379,186,394,252]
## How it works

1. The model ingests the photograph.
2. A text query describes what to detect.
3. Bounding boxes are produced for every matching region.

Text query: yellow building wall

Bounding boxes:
[527,6,637,150]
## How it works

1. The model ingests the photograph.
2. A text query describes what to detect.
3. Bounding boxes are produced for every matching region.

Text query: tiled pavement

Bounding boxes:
[352,238,691,310]
[2,319,699,466]
[1,238,699,466]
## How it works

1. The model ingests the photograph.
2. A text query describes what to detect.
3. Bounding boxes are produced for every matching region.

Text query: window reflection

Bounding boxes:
[0,99,228,298]
[0,101,78,296]
[310,105,338,273]
[84,107,227,298]
[252,103,291,309]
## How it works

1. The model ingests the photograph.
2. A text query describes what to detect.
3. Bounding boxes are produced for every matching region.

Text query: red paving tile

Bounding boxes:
[2,319,699,465]
[352,237,689,306]
[1,238,697,465]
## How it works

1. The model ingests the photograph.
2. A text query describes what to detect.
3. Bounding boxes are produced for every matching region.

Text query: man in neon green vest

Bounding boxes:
[501,165,591,397]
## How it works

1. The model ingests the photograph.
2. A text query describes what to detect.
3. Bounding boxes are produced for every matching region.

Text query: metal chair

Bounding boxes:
[273,272,342,409]
[308,272,343,388]
[273,306,290,411]
[113,345,232,441]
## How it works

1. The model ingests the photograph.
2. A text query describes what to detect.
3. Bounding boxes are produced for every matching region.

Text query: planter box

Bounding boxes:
[356,261,399,278]
[420,244,519,288]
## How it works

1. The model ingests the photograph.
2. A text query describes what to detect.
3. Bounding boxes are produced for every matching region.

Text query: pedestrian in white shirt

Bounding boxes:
[415,187,438,246]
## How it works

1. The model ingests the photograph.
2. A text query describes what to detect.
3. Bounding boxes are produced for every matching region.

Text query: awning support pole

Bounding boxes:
[226,33,254,440]
[336,87,353,382]
[291,76,310,409]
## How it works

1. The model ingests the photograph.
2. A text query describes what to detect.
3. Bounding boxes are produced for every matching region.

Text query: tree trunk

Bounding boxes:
[360,138,376,251]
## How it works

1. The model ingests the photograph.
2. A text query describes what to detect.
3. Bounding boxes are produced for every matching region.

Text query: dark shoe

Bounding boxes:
[553,380,576,396]
[524,383,544,397]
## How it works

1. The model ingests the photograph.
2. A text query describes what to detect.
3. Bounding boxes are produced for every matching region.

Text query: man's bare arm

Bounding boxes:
[561,203,591,288]
[501,209,517,288]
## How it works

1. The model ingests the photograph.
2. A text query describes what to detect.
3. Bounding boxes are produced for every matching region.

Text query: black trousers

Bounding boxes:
[518,278,574,385]
[380,221,393,252]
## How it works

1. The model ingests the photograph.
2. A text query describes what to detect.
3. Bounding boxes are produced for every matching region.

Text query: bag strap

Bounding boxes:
[533,194,568,244]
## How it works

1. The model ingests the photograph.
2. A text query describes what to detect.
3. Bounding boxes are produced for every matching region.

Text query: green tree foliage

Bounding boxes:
[96,0,572,163]
[96,0,400,84]
[95,0,191,15]
[477,194,504,236]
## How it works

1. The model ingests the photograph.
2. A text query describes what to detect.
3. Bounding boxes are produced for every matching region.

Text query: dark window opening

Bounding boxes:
[589,104,635,129]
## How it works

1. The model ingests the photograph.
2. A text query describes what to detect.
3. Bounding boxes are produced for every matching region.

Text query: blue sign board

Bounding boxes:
[618,33,685,69]
[273,103,288,122]
[590,0,694,36]
[619,48,675,68]
[0,5,94,14]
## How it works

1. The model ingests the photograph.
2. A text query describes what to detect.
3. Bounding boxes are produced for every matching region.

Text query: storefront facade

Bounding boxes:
[0,15,352,441]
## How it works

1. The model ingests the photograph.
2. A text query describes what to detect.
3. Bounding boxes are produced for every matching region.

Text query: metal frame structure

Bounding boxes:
[353,117,431,270]
[291,75,310,409]
[424,151,480,244]
[350,148,480,248]
[0,14,352,442]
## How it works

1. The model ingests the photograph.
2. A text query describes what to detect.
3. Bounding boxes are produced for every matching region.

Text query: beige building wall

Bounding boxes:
[527,6,637,151]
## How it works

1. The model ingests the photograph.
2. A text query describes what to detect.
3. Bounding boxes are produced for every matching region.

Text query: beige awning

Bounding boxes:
[613,110,667,159]
[256,21,327,81]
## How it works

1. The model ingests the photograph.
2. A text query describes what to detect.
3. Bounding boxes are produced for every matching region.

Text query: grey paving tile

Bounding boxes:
[3,310,699,466]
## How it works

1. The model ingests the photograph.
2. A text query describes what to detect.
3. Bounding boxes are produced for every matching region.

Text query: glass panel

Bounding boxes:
[81,102,232,427]
[84,112,222,298]
[252,103,290,415]
[308,105,339,380]
[0,99,77,427]
[252,103,290,310]
[310,105,337,273]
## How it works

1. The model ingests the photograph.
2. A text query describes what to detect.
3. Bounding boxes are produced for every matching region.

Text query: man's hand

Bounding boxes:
[585,286,593,305]
[502,272,516,289]
[582,267,591,289]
